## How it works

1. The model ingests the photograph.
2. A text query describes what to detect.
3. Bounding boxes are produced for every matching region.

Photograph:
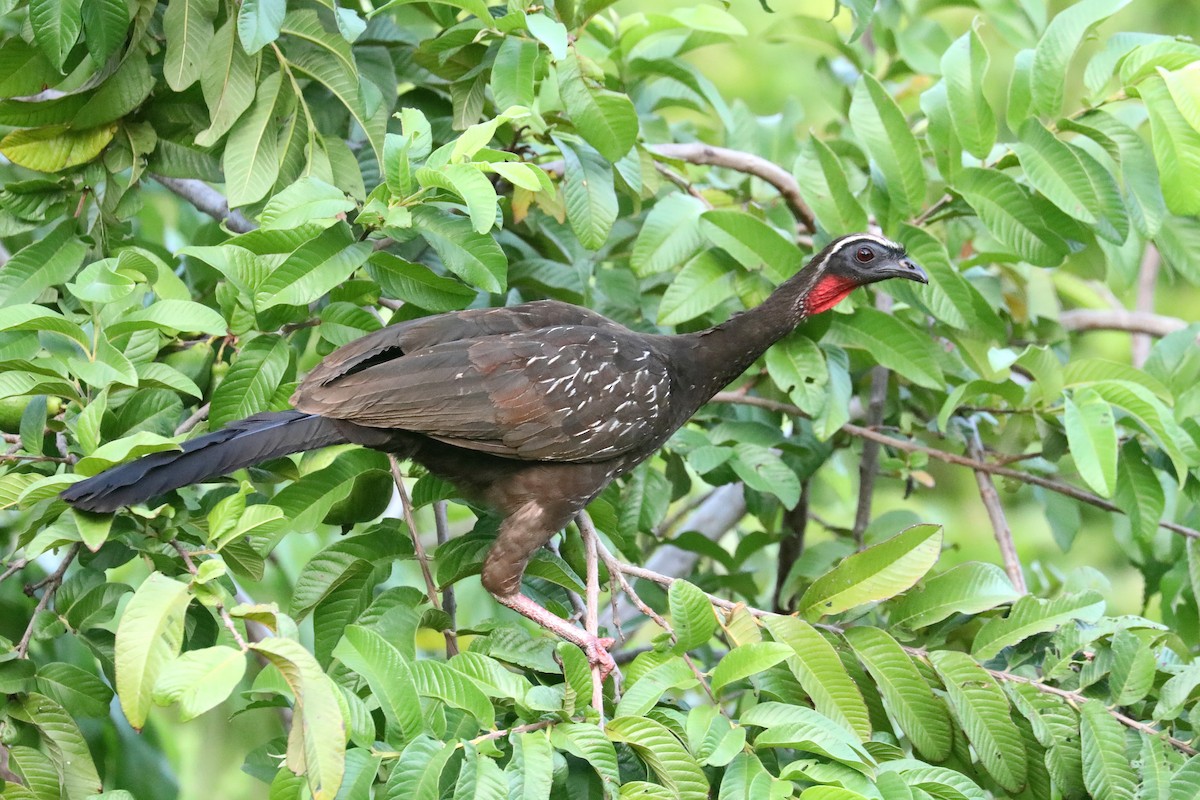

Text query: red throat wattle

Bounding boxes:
[806,274,860,315]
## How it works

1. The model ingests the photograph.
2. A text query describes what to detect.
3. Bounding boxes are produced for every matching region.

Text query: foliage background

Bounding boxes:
[0,0,1199,797]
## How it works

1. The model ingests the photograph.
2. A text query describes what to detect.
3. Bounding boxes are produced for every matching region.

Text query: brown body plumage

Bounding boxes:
[62,233,927,674]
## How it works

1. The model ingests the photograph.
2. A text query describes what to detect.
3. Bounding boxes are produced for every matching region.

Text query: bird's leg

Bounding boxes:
[576,510,609,711]
[481,502,617,680]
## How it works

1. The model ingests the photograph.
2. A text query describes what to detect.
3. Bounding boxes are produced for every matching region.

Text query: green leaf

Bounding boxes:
[80,0,129,63]
[668,579,717,653]
[953,167,1069,266]
[1031,0,1131,117]
[115,572,193,730]
[195,17,258,147]
[258,224,372,308]
[740,703,871,767]
[764,333,827,416]
[0,222,86,307]
[1012,120,1128,243]
[1089,379,1196,482]
[556,136,618,251]
[709,641,793,694]
[108,299,229,337]
[887,562,1019,629]
[1063,388,1119,497]
[793,138,867,235]
[1078,700,1137,800]
[928,650,1027,793]
[0,123,116,172]
[1141,74,1200,216]
[699,209,801,284]
[163,0,218,91]
[222,71,285,207]
[972,591,1106,660]
[260,177,356,230]
[209,334,290,428]
[411,205,506,293]
[941,23,996,159]
[332,625,424,738]
[0,304,88,348]
[796,524,943,619]
[1108,628,1155,706]
[525,12,567,59]
[383,735,455,800]
[29,0,83,69]
[367,252,476,311]
[251,637,345,800]
[237,0,285,53]
[657,250,737,326]
[730,443,801,508]
[512,729,553,800]
[9,693,103,798]
[491,37,539,110]
[551,723,620,791]
[409,660,494,726]
[1114,440,1165,546]
[606,717,709,800]
[764,616,871,740]
[558,52,638,162]
[153,645,247,720]
[416,164,499,234]
[633,193,707,277]
[843,627,953,762]
[848,73,925,220]
[823,309,943,390]
[35,661,114,718]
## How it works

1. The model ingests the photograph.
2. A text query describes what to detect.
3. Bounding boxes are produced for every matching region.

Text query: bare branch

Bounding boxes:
[852,294,893,548]
[16,544,80,657]
[152,175,256,234]
[710,392,1200,540]
[1133,245,1162,367]
[576,510,607,718]
[175,402,210,435]
[648,143,815,232]
[389,457,458,656]
[433,500,457,653]
[966,424,1027,593]
[1059,309,1185,338]
[170,540,248,650]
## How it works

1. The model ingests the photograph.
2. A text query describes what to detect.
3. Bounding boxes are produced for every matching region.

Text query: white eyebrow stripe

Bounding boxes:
[808,233,905,271]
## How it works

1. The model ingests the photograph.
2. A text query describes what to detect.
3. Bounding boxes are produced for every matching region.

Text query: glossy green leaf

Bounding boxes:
[941,23,996,159]
[972,591,1106,660]
[209,334,290,428]
[1031,0,1131,117]
[848,73,925,220]
[709,641,793,694]
[1063,388,1118,497]
[797,524,943,619]
[163,0,218,91]
[953,167,1069,266]
[928,650,1027,793]
[824,309,943,390]
[29,0,83,69]
[0,123,116,172]
[491,36,539,110]
[887,562,1019,630]
[1079,700,1137,800]
[1141,74,1200,216]
[558,52,638,162]
[658,250,737,326]
[557,136,618,250]
[607,716,709,800]
[765,616,871,739]
[115,572,193,729]
[153,645,247,720]
[411,205,507,293]
[9,693,103,798]
[332,625,424,738]
[237,0,285,53]
[257,224,372,308]
[668,579,717,653]
[633,193,707,277]
[793,138,867,235]
[222,71,285,207]
[699,209,800,284]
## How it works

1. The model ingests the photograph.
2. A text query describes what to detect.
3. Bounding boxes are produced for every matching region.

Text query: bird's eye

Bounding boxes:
[855,246,874,263]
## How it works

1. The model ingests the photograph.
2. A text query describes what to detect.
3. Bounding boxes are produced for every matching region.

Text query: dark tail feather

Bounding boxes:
[61,411,349,513]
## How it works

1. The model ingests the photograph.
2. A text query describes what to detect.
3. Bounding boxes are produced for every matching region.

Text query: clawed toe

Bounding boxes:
[582,636,618,680]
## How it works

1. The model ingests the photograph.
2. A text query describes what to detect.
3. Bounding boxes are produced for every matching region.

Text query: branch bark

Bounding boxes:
[152,175,256,234]
[648,143,815,232]
[1059,308,1185,338]
[710,392,1200,541]
[852,294,892,548]
[1132,245,1161,367]
[966,424,1026,593]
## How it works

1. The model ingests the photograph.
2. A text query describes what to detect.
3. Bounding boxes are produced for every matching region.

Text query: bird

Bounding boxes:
[61,232,927,676]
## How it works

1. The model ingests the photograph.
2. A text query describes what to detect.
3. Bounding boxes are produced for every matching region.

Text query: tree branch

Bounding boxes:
[1132,244,1162,367]
[1059,308,1185,338]
[648,143,815,232]
[710,392,1200,540]
[966,424,1026,593]
[16,544,80,657]
[576,511,607,718]
[152,175,256,234]
[852,294,892,548]
[170,540,248,650]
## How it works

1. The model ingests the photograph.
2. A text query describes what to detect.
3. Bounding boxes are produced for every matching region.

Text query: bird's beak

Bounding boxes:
[888,257,928,284]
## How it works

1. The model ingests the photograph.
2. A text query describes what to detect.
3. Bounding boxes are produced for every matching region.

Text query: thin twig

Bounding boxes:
[16,544,80,657]
[0,453,70,464]
[170,540,247,650]
[389,457,458,656]
[577,511,606,719]
[966,423,1026,593]
[1132,245,1162,367]
[0,558,28,584]
[652,162,713,209]
[175,403,210,436]
[648,143,815,232]
[773,480,809,613]
[433,500,458,657]
[469,720,554,745]
[852,295,892,548]
[710,393,1200,540]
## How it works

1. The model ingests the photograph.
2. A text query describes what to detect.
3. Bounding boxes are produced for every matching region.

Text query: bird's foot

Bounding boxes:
[581,635,617,680]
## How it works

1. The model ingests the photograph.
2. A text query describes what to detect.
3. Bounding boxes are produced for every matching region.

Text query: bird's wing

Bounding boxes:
[293,326,672,462]
[296,299,625,395]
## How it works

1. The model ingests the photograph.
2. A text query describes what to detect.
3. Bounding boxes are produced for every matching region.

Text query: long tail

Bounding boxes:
[60,411,350,513]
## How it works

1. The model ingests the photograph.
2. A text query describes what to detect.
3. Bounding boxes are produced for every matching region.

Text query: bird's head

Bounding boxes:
[802,233,928,316]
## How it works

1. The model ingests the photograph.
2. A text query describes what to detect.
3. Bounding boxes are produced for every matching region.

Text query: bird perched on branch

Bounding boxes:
[62,232,927,675]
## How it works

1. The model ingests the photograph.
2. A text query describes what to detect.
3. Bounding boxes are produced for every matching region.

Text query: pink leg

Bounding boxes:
[492,592,617,679]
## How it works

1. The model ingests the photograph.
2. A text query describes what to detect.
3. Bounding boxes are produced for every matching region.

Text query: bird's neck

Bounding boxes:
[678,267,854,398]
